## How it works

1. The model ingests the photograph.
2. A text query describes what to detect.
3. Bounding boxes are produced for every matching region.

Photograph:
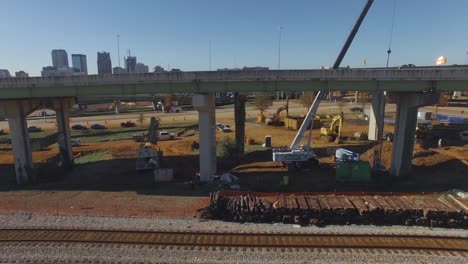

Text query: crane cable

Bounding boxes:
[386,0,397,67]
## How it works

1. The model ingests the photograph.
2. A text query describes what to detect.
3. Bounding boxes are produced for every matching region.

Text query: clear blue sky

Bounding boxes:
[1,0,467,76]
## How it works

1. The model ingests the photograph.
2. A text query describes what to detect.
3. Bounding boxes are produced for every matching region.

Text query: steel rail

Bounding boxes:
[0,229,466,252]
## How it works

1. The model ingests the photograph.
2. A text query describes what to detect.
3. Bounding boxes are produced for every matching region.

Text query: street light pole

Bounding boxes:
[117,35,121,68]
[277,26,283,100]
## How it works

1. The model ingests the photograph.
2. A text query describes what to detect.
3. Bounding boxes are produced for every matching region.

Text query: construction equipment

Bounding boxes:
[132,117,159,143]
[272,0,374,171]
[266,97,289,126]
[320,112,344,142]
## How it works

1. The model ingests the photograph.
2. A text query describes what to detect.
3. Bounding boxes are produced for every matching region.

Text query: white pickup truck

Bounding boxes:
[157,131,176,141]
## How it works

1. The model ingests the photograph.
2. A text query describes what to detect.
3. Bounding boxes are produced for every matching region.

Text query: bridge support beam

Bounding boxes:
[114,100,120,114]
[0,100,41,185]
[193,94,217,182]
[389,92,439,177]
[53,98,74,169]
[368,91,385,141]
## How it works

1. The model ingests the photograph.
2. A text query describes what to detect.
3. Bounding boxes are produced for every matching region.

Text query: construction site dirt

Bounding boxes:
[0,101,467,221]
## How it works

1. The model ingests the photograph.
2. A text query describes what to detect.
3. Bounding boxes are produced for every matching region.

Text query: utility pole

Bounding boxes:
[116,35,121,67]
[465,51,468,65]
[209,40,212,71]
[277,26,283,100]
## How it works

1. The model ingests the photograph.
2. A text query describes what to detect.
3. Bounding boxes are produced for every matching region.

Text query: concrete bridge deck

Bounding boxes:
[0,68,467,100]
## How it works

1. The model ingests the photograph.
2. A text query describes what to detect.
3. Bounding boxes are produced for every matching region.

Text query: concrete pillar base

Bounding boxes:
[1,101,38,184]
[54,99,74,169]
[389,92,439,177]
[193,94,217,182]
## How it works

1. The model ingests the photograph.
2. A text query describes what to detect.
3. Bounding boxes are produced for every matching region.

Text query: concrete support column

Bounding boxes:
[114,100,120,114]
[7,102,34,184]
[389,92,439,177]
[55,100,73,169]
[368,91,385,141]
[390,102,418,177]
[193,94,217,182]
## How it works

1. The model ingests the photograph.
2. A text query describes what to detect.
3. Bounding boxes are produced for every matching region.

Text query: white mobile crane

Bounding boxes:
[272,0,374,171]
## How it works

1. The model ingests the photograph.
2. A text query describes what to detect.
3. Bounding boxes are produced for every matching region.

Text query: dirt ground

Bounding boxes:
[0,112,467,218]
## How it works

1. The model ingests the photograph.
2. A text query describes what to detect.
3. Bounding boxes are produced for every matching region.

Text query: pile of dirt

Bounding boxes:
[360,141,394,169]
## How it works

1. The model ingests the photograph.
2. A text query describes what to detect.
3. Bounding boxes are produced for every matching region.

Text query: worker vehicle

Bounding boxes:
[28,126,42,132]
[216,123,232,132]
[72,124,88,130]
[460,131,468,141]
[272,0,374,171]
[90,123,106,130]
[320,112,344,142]
[157,131,175,141]
[71,138,81,147]
[266,97,289,126]
[121,121,136,127]
[132,117,160,143]
[350,106,363,113]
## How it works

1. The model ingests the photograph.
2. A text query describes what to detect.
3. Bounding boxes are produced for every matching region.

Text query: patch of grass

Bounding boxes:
[75,151,111,164]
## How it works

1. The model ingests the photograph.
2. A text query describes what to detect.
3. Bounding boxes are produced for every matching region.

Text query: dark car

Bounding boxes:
[72,124,88,130]
[350,106,363,113]
[384,132,394,142]
[121,121,136,127]
[90,123,106,130]
[28,126,42,132]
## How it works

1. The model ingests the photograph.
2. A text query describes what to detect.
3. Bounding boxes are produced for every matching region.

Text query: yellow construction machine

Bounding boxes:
[266,97,289,126]
[320,112,344,143]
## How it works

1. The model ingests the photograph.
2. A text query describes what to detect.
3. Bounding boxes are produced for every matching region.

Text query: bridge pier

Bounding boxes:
[389,92,439,177]
[193,94,217,182]
[114,100,120,114]
[368,91,386,171]
[53,98,74,169]
[0,100,41,184]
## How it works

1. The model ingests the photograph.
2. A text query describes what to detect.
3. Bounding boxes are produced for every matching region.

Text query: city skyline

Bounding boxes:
[1,0,468,76]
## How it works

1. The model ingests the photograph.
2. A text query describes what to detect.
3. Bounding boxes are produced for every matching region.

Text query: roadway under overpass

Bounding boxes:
[0,67,467,185]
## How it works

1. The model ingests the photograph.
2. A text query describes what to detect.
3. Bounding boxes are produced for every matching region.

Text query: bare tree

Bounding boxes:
[299,92,316,109]
[254,92,273,115]
[137,113,145,128]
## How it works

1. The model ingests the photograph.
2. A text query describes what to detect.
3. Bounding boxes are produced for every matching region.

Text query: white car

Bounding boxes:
[216,123,232,132]
[157,131,176,141]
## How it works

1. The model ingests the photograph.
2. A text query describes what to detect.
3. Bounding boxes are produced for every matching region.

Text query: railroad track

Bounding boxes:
[0,229,467,253]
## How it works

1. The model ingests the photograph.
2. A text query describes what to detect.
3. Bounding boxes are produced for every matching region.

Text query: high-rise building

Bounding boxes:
[135,63,149,73]
[71,54,87,74]
[97,52,112,74]
[15,71,29,78]
[0,69,11,78]
[113,67,126,74]
[153,66,165,73]
[51,49,69,68]
[125,56,137,73]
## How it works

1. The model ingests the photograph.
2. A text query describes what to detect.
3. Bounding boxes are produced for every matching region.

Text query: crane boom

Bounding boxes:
[273,0,374,165]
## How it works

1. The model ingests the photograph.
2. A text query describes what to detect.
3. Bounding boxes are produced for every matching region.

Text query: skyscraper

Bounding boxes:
[135,63,149,73]
[125,56,136,73]
[71,54,87,74]
[15,71,29,78]
[51,49,69,68]
[97,52,112,74]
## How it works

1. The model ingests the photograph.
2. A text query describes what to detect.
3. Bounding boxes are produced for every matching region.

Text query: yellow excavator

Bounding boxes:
[320,112,344,143]
[266,97,289,126]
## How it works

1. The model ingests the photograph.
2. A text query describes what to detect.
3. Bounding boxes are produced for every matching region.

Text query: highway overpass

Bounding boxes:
[0,67,467,185]
[0,68,467,100]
